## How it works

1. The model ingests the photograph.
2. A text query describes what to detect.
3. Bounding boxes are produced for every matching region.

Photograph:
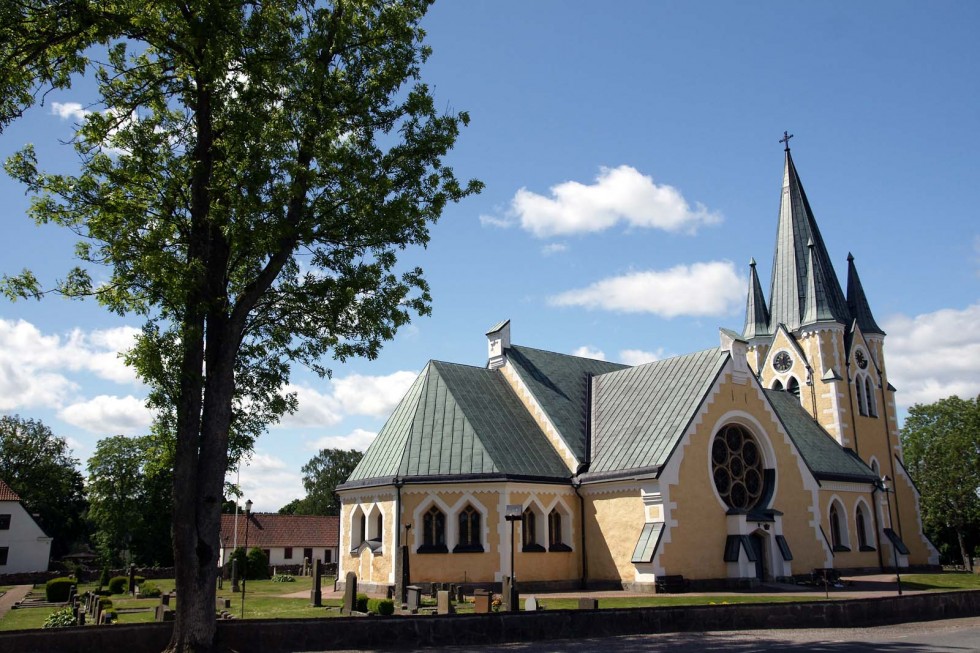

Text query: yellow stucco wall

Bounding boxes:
[582,489,644,582]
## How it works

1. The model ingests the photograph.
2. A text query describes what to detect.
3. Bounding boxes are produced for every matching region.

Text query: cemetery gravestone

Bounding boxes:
[578,597,599,610]
[310,559,322,607]
[525,596,537,611]
[341,572,357,614]
[473,589,490,614]
[406,585,421,614]
[436,590,452,615]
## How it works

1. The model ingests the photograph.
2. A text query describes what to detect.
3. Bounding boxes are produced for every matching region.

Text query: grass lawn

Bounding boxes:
[900,572,980,591]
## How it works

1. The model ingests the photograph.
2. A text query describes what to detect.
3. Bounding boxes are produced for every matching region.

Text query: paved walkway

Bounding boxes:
[0,585,33,620]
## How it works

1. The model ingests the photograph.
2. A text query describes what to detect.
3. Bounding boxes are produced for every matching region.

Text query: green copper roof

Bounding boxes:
[507,345,629,464]
[846,253,884,336]
[344,361,571,486]
[763,389,877,482]
[743,257,771,339]
[768,148,850,332]
[801,239,842,325]
[588,348,728,475]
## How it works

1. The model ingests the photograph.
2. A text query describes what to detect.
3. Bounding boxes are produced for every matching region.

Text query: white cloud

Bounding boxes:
[541,243,568,256]
[883,303,980,408]
[572,346,606,361]
[505,165,722,238]
[479,214,513,229]
[619,348,666,366]
[279,385,344,428]
[305,428,377,453]
[236,452,305,513]
[278,370,418,429]
[51,101,90,122]
[0,319,141,410]
[58,394,154,435]
[549,261,744,318]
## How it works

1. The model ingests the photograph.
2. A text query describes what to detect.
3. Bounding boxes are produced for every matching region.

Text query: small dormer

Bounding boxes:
[486,319,511,369]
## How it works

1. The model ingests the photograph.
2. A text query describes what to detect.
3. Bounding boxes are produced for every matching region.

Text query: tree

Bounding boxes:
[295,448,364,515]
[87,434,174,566]
[1,2,478,651]
[0,415,88,559]
[901,395,980,570]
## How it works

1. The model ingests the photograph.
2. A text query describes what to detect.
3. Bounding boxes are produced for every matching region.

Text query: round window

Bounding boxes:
[711,424,765,511]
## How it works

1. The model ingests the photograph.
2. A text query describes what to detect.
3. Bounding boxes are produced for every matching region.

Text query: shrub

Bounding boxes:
[99,599,114,610]
[140,581,163,598]
[245,548,270,580]
[98,567,110,588]
[42,606,76,629]
[355,593,369,612]
[367,598,395,616]
[45,577,76,603]
[108,576,129,594]
[271,574,295,583]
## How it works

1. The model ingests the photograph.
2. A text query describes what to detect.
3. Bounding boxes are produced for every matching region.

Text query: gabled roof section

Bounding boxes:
[0,479,21,502]
[344,360,571,486]
[763,389,877,483]
[506,345,629,463]
[219,514,339,549]
[743,258,770,339]
[846,253,884,336]
[588,348,728,476]
[768,147,850,332]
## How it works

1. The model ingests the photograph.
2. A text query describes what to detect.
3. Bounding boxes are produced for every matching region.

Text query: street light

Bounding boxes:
[879,476,902,596]
[240,499,253,618]
[401,523,412,604]
[504,504,522,611]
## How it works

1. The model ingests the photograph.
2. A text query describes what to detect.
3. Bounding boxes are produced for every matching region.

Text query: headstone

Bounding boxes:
[217,598,231,610]
[231,559,240,592]
[436,590,452,615]
[304,557,311,577]
[155,604,175,622]
[502,576,512,612]
[578,597,599,610]
[386,585,394,600]
[67,586,76,604]
[525,596,537,611]
[217,575,223,589]
[310,559,322,607]
[128,563,137,595]
[406,585,421,614]
[76,611,85,626]
[455,586,464,603]
[473,589,491,614]
[161,593,170,606]
[341,572,357,614]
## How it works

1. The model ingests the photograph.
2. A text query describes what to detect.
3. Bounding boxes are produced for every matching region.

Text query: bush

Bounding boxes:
[42,606,76,629]
[108,576,129,594]
[245,548,270,580]
[271,574,295,583]
[98,567,110,588]
[45,577,76,603]
[366,598,395,616]
[355,593,369,613]
[99,599,114,610]
[140,581,163,598]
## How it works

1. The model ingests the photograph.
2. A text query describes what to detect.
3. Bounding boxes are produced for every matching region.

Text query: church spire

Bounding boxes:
[743,257,770,339]
[767,137,850,331]
[801,238,840,325]
[846,253,885,335]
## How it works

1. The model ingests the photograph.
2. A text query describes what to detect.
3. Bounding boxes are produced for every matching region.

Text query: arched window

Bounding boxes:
[547,508,572,551]
[865,377,878,417]
[372,512,383,542]
[350,506,367,552]
[786,376,800,400]
[856,375,868,416]
[522,507,544,552]
[455,505,483,552]
[856,504,872,551]
[829,502,850,552]
[358,512,366,544]
[771,379,784,391]
[420,505,447,553]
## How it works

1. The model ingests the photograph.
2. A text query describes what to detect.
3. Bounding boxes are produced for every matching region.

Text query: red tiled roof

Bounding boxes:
[219,513,339,549]
[0,479,21,502]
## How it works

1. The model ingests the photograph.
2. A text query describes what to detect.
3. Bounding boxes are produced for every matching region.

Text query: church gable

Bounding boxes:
[760,325,809,394]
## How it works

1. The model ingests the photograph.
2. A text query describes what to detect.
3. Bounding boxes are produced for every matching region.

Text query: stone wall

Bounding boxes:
[2,590,979,653]
[0,567,175,587]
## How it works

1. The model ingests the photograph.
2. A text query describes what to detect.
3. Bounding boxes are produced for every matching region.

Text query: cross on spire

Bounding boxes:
[780,131,794,151]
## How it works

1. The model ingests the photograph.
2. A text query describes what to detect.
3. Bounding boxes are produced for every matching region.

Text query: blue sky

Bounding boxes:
[1,1,977,511]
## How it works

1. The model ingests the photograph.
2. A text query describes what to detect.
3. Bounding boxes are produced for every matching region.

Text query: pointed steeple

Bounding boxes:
[846,253,885,335]
[743,257,770,339]
[767,138,850,331]
[801,238,840,325]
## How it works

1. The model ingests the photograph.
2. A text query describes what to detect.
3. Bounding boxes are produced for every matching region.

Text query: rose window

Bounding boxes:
[711,424,765,511]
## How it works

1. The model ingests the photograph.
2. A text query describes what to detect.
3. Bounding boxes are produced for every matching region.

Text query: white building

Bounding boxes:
[219,513,339,568]
[0,479,52,574]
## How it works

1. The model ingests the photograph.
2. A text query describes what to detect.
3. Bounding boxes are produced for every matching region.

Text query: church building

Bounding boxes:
[337,140,939,592]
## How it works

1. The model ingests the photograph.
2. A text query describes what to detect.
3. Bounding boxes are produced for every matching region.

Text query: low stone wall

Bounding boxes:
[2,590,979,653]
[0,567,175,587]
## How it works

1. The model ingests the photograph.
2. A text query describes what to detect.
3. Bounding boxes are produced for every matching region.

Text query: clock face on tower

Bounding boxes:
[856,349,868,369]
[773,351,792,373]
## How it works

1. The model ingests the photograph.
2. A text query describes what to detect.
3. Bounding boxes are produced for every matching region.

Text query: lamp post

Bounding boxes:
[880,476,902,596]
[240,499,253,618]
[504,504,522,611]
[401,523,412,604]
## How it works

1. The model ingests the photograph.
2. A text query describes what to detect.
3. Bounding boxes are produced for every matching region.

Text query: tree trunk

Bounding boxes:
[957,529,973,571]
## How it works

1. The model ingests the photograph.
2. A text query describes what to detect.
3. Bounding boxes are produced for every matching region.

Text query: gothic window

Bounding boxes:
[829,502,850,552]
[771,380,784,391]
[786,376,800,400]
[548,508,572,551]
[420,505,447,553]
[522,507,544,552]
[454,505,483,553]
[349,506,367,552]
[856,375,868,416]
[856,504,873,551]
[865,378,878,418]
[711,424,766,511]
[371,512,383,542]
[358,512,366,543]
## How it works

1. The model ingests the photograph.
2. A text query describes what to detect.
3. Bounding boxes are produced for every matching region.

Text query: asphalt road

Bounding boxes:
[333,616,980,652]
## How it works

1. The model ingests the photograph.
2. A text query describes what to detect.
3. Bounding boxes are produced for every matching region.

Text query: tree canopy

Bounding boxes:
[0,415,88,559]
[282,447,363,515]
[900,395,980,569]
[0,2,478,651]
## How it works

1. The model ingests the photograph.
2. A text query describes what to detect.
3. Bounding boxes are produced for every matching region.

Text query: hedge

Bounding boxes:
[366,598,395,616]
[44,577,76,602]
